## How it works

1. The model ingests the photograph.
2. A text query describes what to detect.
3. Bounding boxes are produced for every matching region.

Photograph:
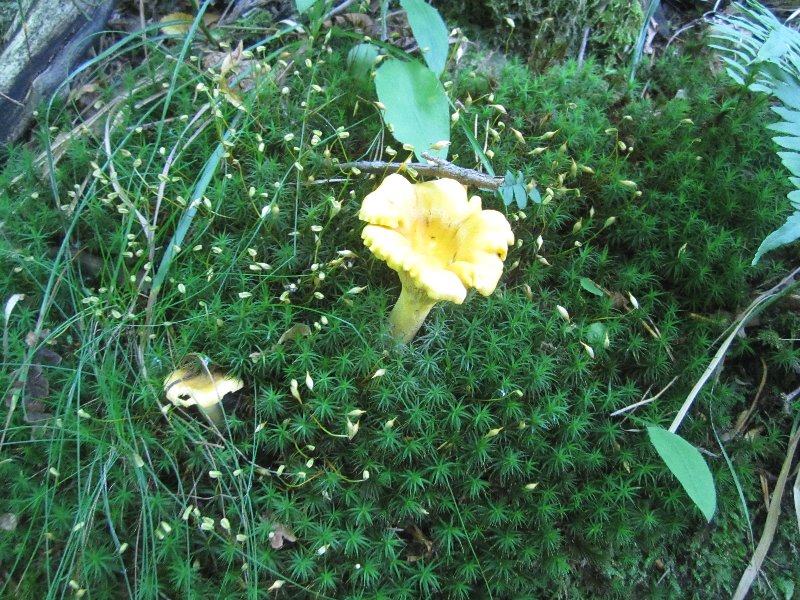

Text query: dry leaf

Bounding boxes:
[219,40,244,79]
[159,12,219,35]
[408,523,433,553]
[324,13,377,34]
[5,334,63,423]
[276,323,312,346]
[266,516,297,549]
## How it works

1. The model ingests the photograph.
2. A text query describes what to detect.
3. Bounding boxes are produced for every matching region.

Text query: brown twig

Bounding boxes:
[336,153,504,190]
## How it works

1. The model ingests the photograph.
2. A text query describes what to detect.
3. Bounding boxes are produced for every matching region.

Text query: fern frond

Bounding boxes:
[712,1,800,263]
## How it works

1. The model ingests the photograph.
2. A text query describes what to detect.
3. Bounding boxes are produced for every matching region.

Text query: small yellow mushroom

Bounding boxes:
[164,368,243,426]
[359,173,514,343]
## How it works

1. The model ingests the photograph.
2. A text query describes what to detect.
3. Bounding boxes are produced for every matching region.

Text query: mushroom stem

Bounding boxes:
[200,402,225,427]
[389,274,438,343]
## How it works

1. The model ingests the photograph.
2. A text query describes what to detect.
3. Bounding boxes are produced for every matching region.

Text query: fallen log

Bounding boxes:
[0,0,115,144]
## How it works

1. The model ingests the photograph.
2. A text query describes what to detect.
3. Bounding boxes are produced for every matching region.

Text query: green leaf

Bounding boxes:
[374,59,450,161]
[773,107,800,124]
[500,184,514,207]
[753,211,800,264]
[400,0,449,77]
[513,184,528,210]
[579,277,604,296]
[789,190,800,210]
[648,427,717,522]
[773,135,800,151]
[296,0,319,14]
[755,28,790,63]
[778,151,800,176]
[774,82,800,110]
[767,120,800,136]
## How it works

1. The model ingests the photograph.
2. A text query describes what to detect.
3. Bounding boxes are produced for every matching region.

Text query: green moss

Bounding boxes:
[0,16,798,600]
[441,0,643,68]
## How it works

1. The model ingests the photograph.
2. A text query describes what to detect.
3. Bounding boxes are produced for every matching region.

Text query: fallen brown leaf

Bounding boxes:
[4,332,63,423]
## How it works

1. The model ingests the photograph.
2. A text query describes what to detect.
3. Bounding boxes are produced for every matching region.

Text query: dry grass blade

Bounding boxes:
[669,265,800,433]
[610,376,679,417]
[104,112,153,245]
[733,423,800,600]
[722,358,768,442]
[794,466,800,538]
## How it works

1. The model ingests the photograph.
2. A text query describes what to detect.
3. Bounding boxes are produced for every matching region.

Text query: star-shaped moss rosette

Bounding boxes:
[359,173,515,343]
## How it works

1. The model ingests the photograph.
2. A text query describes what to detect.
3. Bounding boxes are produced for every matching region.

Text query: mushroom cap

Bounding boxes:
[164,368,244,410]
[359,173,514,303]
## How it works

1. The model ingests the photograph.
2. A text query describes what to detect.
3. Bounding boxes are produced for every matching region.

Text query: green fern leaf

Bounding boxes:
[712,1,800,263]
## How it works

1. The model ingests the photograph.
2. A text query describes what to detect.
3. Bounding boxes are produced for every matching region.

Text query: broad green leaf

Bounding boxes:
[400,0,449,77]
[580,277,604,296]
[753,211,800,264]
[513,183,528,210]
[374,59,450,161]
[500,185,514,207]
[648,427,717,522]
[296,0,319,14]
[586,322,607,347]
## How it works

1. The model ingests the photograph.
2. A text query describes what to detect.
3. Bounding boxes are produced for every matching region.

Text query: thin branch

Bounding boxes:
[336,153,504,190]
[0,90,24,107]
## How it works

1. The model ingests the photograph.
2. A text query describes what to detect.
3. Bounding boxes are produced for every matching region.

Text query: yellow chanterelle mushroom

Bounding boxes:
[164,368,243,426]
[359,173,514,343]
